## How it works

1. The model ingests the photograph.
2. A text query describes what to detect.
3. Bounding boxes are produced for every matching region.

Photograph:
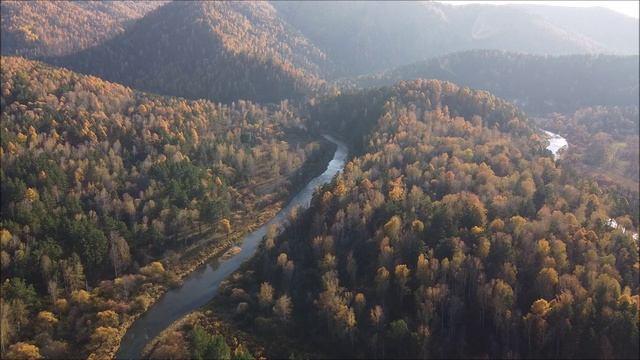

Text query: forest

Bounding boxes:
[0,1,165,58]
[533,106,639,226]
[5,1,637,104]
[0,1,638,360]
[354,50,640,114]
[190,80,639,359]
[0,56,331,359]
[47,1,327,104]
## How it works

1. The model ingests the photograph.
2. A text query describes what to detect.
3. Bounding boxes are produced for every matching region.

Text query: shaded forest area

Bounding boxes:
[354,50,639,114]
[47,1,327,104]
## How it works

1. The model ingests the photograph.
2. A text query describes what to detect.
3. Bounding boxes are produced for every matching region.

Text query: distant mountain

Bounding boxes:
[517,4,639,55]
[272,1,639,77]
[353,50,639,114]
[5,1,638,103]
[0,0,166,57]
[49,1,327,104]
[271,1,453,77]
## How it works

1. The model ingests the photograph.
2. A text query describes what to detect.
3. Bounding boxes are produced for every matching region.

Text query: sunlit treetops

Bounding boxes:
[213,78,639,359]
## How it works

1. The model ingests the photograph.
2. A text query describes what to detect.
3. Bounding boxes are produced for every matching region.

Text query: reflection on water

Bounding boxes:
[116,135,348,359]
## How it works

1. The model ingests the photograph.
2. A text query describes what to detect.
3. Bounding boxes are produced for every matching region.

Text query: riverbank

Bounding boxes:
[90,197,284,360]
[112,135,346,359]
[141,310,272,359]
[136,138,349,359]
[86,136,335,360]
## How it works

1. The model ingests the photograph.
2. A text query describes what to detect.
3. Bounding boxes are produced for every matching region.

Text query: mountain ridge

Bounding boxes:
[46,1,327,104]
[0,0,166,57]
[352,50,640,114]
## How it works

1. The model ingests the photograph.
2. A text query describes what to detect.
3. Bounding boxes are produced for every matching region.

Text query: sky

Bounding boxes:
[435,1,640,19]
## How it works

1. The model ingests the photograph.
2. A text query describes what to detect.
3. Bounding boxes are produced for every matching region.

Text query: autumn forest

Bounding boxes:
[0,1,638,360]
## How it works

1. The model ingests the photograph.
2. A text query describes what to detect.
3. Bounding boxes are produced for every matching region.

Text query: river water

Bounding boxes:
[543,129,568,160]
[116,135,348,359]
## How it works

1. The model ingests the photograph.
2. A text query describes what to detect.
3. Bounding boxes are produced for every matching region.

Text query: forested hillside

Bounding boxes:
[0,56,329,359]
[534,106,640,224]
[354,50,640,114]
[203,80,639,359]
[1,2,638,360]
[49,1,327,104]
[0,1,165,57]
[273,1,639,77]
[7,1,636,100]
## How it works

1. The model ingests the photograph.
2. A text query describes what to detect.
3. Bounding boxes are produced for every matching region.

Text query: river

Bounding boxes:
[542,130,637,242]
[543,129,568,160]
[116,135,348,359]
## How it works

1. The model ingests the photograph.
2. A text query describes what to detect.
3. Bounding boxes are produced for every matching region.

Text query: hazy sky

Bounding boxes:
[436,1,640,19]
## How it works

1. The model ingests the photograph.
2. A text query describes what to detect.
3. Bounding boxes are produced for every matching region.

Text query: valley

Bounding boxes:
[116,135,347,359]
[0,2,638,360]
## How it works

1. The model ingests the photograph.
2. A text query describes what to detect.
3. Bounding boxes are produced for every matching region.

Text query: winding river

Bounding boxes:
[116,135,348,359]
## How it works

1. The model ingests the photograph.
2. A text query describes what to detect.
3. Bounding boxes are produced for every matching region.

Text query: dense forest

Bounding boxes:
[354,50,640,114]
[0,1,165,57]
[0,1,638,360]
[534,106,639,224]
[196,80,639,359]
[0,56,330,359]
[47,1,327,104]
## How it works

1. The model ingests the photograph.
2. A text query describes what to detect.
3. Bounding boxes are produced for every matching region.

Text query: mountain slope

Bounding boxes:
[0,0,166,57]
[355,50,639,114]
[272,1,453,77]
[272,1,639,77]
[49,1,327,104]
[5,1,638,84]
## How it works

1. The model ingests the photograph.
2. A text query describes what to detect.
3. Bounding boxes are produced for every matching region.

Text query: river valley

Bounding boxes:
[116,135,348,359]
